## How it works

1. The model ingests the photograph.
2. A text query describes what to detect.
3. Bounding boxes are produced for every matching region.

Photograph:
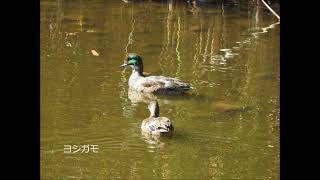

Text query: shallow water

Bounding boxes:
[40,0,280,179]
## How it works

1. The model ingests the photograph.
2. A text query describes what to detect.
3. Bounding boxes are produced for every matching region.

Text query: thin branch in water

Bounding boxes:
[260,0,280,21]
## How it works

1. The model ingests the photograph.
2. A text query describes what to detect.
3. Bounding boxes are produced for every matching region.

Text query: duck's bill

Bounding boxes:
[120,63,128,67]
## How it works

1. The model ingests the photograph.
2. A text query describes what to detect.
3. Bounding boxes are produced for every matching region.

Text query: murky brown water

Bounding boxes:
[40,0,280,179]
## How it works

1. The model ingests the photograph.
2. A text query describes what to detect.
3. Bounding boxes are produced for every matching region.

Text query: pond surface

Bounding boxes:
[40,0,280,179]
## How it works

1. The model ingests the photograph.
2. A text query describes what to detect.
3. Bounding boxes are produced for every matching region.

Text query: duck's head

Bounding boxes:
[120,53,143,71]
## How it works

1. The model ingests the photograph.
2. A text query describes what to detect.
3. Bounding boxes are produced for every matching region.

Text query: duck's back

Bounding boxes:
[134,75,191,94]
[141,116,174,136]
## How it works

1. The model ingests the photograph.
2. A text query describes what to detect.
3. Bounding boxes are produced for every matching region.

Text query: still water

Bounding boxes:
[40,0,280,179]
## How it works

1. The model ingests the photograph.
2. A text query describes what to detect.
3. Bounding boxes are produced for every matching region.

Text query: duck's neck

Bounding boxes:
[132,69,144,77]
[149,107,160,118]
[133,65,144,76]
[129,66,144,87]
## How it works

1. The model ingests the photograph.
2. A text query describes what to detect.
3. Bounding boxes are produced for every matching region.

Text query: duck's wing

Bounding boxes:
[141,76,192,93]
[144,119,159,132]
[144,117,173,134]
[142,118,160,135]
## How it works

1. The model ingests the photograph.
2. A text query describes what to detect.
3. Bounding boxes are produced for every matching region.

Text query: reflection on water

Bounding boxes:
[41,0,279,179]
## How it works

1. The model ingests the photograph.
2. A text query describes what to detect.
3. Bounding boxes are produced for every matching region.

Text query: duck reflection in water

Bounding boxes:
[128,87,159,104]
[128,87,194,105]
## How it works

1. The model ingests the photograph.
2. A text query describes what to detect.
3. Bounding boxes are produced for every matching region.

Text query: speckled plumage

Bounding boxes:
[141,101,174,136]
[121,53,192,95]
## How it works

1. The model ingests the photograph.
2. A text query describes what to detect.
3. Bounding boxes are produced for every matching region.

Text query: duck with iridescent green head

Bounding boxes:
[120,53,192,95]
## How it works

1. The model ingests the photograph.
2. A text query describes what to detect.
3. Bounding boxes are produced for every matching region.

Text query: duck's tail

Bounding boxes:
[181,85,193,91]
[158,127,170,133]
[157,122,173,133]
